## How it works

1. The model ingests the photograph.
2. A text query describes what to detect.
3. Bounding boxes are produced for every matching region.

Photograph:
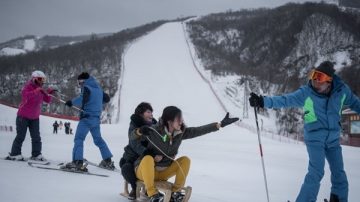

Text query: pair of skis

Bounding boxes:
[3,157,113,177]
[27,161,109,177]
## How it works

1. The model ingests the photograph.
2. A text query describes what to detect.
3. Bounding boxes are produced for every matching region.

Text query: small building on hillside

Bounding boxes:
[341,109,360,146]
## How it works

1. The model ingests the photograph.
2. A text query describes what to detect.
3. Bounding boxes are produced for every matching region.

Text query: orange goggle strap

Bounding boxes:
[309,70,332,83]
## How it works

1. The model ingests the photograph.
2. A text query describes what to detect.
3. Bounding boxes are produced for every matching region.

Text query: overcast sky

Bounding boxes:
[0,0,316,43]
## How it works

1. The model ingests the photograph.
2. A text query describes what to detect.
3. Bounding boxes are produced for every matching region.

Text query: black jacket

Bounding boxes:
[120,114,157,166]
[131,120,219,168]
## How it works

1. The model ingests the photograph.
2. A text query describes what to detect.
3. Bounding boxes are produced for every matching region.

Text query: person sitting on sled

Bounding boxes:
[119,102,157,200]
[131,106,239,202]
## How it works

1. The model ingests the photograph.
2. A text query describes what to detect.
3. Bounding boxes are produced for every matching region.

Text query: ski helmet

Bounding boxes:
[31,70,46,79]
[31,70,46,85]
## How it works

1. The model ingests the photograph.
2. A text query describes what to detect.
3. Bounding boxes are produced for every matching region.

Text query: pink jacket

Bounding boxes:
[17,81,52,120]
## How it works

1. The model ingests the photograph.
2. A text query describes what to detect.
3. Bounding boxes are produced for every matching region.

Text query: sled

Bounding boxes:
[120,180,192,202]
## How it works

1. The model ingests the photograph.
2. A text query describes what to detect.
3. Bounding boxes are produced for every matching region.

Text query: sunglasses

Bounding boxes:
[309,70,332,83]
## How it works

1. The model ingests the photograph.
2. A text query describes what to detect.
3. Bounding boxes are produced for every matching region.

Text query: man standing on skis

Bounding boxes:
[63,72,114,171]
[6,70,55,161]
[249,61,360,202]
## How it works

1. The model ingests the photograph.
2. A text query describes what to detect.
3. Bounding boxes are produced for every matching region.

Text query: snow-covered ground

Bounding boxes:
[1,22,360,202]
[23,39,36,51]
[0,47,26,56]
[0,38,36,56]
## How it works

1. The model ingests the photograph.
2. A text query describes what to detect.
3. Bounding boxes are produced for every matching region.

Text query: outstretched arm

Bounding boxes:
[182,123,219,140]
[182,112,239,140]
[263,88,306,109]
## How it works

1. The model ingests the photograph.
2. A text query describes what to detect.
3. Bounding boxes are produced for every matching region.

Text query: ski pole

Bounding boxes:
[54,91,69,98]
[254,107,270,202]
[48,94,84,112]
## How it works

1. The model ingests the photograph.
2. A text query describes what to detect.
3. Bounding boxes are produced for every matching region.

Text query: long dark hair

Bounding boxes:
[161,106,182,129]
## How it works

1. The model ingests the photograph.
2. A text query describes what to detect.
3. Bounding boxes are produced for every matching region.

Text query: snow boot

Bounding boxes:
[99,158,115,170]
[170,191,185,202]
[149,192,164,202]
[128,189,136,200]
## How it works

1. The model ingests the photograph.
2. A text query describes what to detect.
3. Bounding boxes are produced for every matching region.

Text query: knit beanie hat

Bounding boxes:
[315,61,335,77]
[77,72,90,80]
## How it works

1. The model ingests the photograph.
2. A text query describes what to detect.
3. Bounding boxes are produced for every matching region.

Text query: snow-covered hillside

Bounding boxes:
[1,22,360,202]
[0,34,113,56]
[0,38,37,56]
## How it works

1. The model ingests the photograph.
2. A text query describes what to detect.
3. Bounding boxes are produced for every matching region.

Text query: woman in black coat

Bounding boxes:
[119,102,157,200]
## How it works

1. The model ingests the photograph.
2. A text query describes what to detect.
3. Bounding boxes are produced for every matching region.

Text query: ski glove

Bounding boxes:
[220,112,239,127]
[249,92,264,108]
[139,126,152,136]
[47,88,56,95]
[65,100,73,107]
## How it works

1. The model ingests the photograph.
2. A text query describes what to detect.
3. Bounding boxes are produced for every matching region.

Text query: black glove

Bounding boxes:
[249,92,264,108]
[220,112,239,127]
[65,100,73,107]
[139,126,152,136]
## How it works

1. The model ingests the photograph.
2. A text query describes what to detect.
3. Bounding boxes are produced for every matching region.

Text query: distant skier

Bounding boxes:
[131,106,239,202]
[6,70,55,161]
[63,72,114,171]
[59,121,63,130]
[64,122,69,134]
[249,61,360,202]
[53,121,59,134]
[119,102,157,200]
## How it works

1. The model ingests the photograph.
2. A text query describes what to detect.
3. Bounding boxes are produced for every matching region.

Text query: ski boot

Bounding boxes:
[61,160,88,172]
[99,158,115,170]
[30,154,47,161]
[5,153,25,161]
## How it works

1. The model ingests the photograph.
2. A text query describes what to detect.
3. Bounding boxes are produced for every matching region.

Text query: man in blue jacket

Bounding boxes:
[63,72,114,171]
[249,61,360,202]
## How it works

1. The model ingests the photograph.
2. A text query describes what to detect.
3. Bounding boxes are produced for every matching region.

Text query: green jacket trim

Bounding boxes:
[303,97,317,123]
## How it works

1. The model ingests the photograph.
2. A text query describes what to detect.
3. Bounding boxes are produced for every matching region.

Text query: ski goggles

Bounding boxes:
[34,77,46,83]
[309,70,332,83]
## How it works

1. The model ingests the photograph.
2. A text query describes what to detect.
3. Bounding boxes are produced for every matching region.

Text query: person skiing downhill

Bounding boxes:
[119,102,157,200]
[6,70,55,161]
[249,61,360,202]
[63,72,114,171]
[131,106,239,202]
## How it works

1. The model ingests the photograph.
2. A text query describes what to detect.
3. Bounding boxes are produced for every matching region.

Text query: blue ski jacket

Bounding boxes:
[264,75,360,144]
[72,76,109,119]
